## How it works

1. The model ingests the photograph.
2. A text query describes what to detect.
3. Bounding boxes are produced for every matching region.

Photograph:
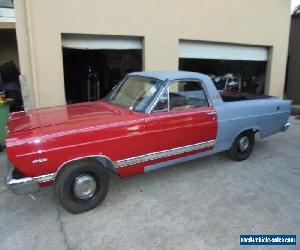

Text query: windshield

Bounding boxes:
[104,76,163,112]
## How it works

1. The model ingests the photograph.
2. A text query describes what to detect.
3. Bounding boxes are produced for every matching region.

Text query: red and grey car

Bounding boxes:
[5,71,291,213]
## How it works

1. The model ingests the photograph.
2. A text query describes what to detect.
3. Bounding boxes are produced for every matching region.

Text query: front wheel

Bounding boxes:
[55,159,109,214]
[227,130,255,161]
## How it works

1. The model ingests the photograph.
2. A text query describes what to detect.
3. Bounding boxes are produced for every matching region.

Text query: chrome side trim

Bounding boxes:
[115,140,215,168]
[35,140,215,179]
[144,146,219,172]
[6,141,215,194]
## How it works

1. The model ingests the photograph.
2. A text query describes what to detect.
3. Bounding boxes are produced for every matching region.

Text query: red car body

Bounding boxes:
[6,100,217,180]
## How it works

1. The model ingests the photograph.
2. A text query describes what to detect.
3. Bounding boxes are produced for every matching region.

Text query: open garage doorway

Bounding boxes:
[179,41,268,95]
[62,34,142,104]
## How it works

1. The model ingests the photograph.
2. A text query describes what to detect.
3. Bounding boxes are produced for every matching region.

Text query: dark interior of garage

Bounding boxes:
[62,48,142,104]
[0,61,23,111]
[179,58,266,95]
[0,29,23,111]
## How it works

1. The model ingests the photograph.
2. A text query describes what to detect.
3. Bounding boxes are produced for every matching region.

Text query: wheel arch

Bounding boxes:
[228,126,259,149]
[236,126,260,139]
[54,155,117,182]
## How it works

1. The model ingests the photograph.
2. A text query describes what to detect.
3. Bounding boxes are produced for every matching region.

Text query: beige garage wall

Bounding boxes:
[14,0,291,108]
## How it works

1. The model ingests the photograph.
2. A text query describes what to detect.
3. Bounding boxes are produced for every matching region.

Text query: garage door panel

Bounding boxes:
[179,41,268,61]
[62,34,142,50]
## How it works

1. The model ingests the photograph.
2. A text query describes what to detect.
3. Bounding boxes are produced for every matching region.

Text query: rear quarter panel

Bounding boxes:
[214,98,291,151]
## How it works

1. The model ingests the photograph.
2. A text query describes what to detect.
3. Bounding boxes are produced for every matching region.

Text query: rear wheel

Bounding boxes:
[227,130,255,161]
[55,159,109,214]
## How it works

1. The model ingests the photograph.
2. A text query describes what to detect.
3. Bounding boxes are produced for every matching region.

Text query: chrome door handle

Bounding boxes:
[207,111,216,116]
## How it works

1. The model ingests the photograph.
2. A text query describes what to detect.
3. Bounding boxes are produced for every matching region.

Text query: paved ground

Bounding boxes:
[0,117,299,250]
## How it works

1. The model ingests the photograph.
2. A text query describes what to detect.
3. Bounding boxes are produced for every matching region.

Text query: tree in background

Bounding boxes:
[294,4,300,15]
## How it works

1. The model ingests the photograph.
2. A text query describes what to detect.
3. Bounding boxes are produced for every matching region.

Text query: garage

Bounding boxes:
[62,34,143,104]
[179,40,268,94]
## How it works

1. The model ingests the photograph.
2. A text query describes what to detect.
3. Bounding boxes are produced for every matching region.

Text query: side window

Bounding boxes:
[169,81,209,111]
[151,80,209,113]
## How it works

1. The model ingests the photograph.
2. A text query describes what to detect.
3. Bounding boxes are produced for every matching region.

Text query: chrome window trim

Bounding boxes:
[115,139,215,168]
[147,78,212,114]
[145,81,169,114]
[167,84,170,111]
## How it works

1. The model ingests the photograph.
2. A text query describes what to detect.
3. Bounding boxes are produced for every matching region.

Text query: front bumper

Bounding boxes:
[5,160,40,194]
[4,160,55,195]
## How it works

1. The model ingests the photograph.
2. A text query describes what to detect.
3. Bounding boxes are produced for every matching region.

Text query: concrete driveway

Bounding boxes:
[0,117,299,250]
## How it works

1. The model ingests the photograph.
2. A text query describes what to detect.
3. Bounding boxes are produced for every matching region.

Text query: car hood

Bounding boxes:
[8,101,128,133]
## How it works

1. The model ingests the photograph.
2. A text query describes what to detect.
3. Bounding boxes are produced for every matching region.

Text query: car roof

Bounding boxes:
[128,71,210,82]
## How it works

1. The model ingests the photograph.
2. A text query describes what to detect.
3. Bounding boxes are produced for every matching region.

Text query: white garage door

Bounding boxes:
[62,34,142,50]
[179,40,268,61]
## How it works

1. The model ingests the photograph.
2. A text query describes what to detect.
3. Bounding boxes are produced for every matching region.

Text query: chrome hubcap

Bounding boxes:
[73,174,97,200]
[239,136,249,152]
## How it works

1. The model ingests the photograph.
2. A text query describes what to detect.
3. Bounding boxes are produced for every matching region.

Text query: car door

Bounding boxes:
[144,79,217,161]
